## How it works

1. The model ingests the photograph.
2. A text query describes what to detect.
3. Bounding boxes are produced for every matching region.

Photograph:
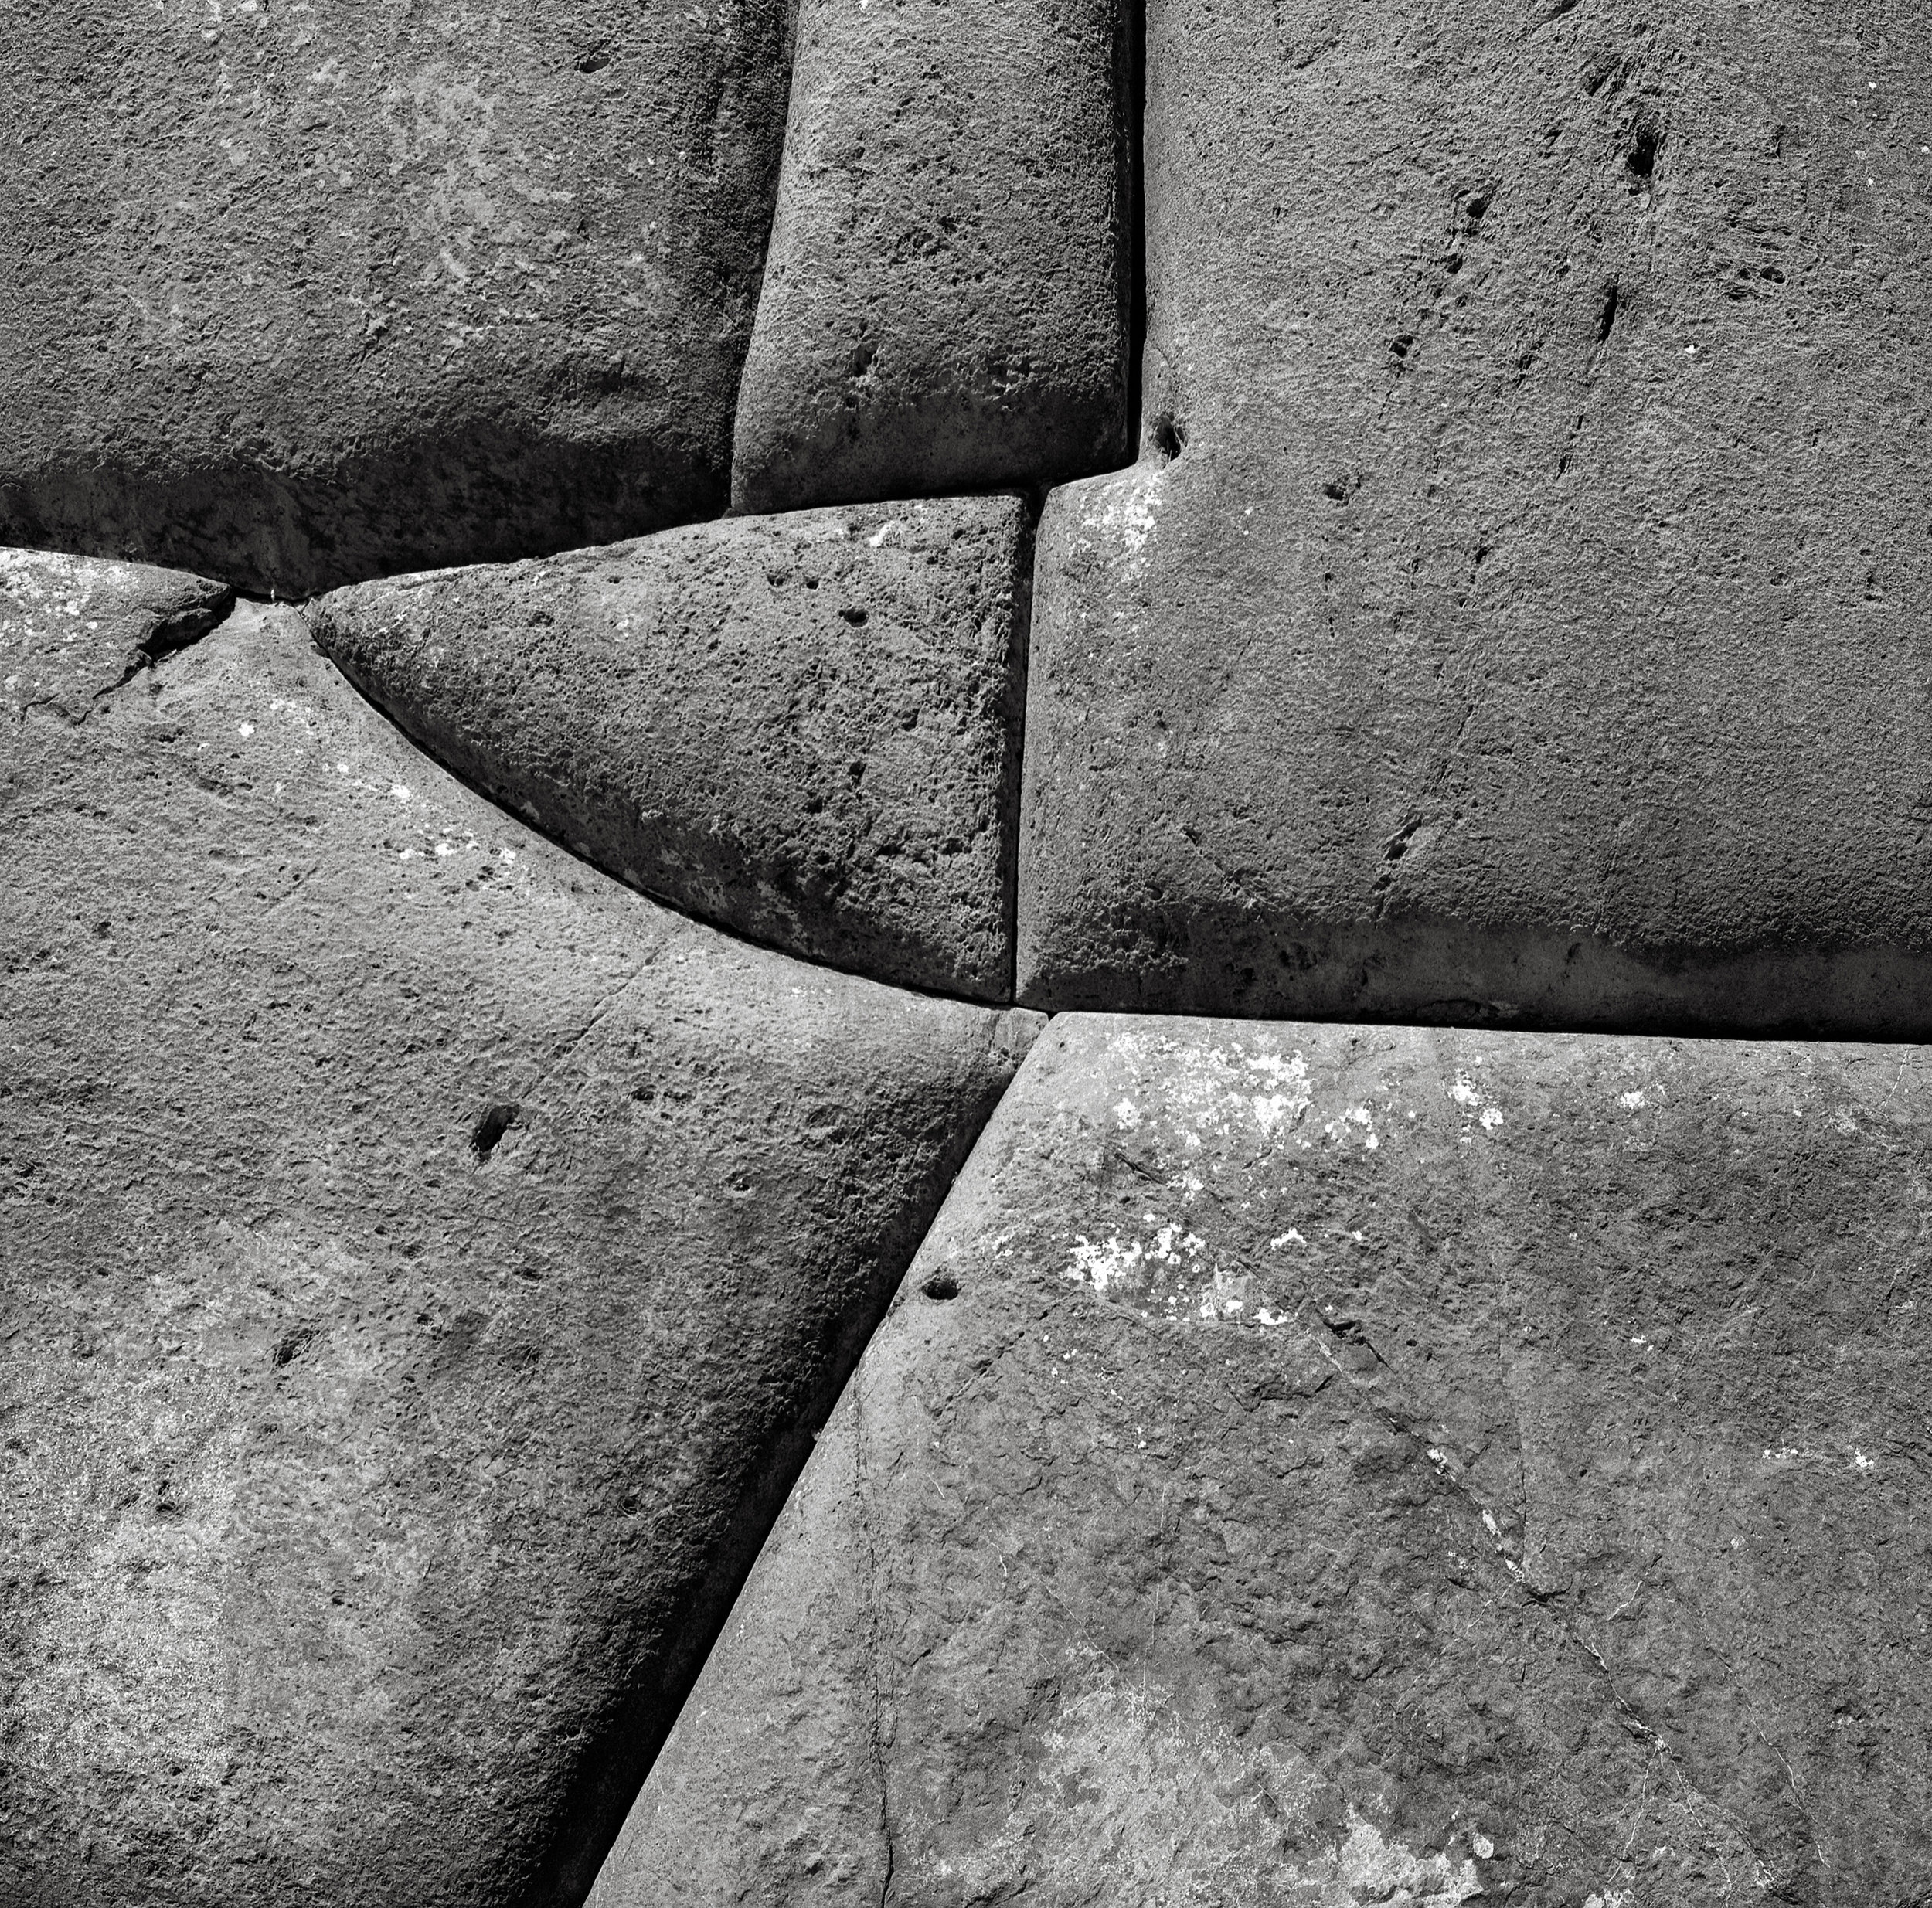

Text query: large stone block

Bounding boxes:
[597,1014,1932,1905]
[729,0,1132,513]
[1019,3,1932,1035]
[308,495,1031,1000]
[0,1,790,596]
[0,551,1039,1907]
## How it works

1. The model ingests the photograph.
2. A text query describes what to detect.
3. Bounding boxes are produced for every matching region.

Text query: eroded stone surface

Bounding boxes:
[600,1015,1932,1906]
[0,552,1040,1908]
[0,2,790,595]
[1019,4,1932,1035]
[729,0,1131,514]
[308,495,1031,1000]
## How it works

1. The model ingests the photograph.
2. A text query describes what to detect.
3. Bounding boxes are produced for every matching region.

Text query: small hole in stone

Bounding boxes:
[921,1273,960,1301]
[1596,279,1620,343]
[840,605,869,625]
[472,1103,519,1162]
[272,1325,315,1368]
[1627,124,1661,180]
[1149,415,1185,462]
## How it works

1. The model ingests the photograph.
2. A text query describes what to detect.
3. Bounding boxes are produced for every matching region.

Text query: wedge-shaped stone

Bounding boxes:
[0,2,790,596]
[1020,4,1932,1034]
[309,496,1030,1000]
[729,0,1132,514]
[599,1016,1932,1905]
[0,550,1039,1908]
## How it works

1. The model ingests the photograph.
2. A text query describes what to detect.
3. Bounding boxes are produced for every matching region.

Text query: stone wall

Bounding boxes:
[5,5,1930,1905]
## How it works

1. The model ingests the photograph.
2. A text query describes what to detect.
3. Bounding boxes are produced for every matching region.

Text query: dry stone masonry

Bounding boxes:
[309,496,1031,998]
[5,3,1932,1906]
[606,1022,1932,1903]
[1020,1,1932,1034]
[1,553,1036,1906]
[0,1,792,594]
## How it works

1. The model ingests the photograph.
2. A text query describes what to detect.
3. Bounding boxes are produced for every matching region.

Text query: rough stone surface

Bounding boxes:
[308,495,1031,1001]
[0,550,1040,1908]
[1019,5,1932,1035]
[0,2,791,597]
[728,0,1132,515]
[600,1015,1932,1906]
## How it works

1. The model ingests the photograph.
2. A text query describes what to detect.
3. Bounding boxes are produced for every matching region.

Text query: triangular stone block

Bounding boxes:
[310,497,1029,1000]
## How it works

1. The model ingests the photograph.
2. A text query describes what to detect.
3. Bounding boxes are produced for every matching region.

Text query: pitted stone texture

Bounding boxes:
[728,0,1131,514]
[1019,4,1932,1034]
[0,1,789,597]
[0,553,1040,1908]
[309,495,1030,1001]
[598,1015,1932,1907]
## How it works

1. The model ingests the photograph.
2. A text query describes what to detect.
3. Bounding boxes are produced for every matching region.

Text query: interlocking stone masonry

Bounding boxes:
[0,1,791,595]
[600,1014,1932,1905]
[0,553,1039,1908]
[309,495,1032,1000]
[729,0,1133,512]
[1018,3,1932,1035]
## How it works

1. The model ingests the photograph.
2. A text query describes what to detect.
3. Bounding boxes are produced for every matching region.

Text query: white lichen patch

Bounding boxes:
[1069,464,1168,584]
[1447,1070,1503,1136]
[1107,1035,1313,1151]
[936,1655,1488,1908]
[1064,1037,1403,1326]
[1067,1235,1143,1292]
[1338,1808,1484,1907]
[1321,1104,1379,1149]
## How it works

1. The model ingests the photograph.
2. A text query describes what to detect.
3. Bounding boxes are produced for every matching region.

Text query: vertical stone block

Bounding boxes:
[730,0,1134,513]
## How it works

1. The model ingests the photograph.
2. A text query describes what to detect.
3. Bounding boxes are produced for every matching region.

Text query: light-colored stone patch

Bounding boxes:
[914,1650,1485,1907]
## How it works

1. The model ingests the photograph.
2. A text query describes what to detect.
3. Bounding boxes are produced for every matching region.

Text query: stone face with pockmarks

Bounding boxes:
[729,0,1132,514]
[0,1,790,596]
[598,1015,1932,1906]
[308,495,1031,1000]
[0,552,1039,1908]
[1019,3,1932,1034]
